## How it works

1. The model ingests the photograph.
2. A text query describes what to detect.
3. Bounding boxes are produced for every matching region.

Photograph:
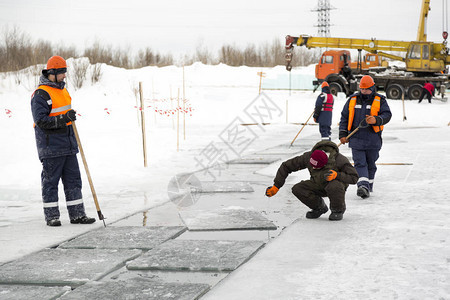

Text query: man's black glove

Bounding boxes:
[56,109,76,126]
[65,109,77,121]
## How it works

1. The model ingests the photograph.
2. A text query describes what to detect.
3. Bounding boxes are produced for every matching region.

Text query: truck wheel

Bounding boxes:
[329,82,343,96]
[407,84,423,100]
[386,84,404,100]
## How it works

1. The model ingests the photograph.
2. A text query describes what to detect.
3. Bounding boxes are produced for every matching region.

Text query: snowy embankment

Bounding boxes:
[1,61,450,298]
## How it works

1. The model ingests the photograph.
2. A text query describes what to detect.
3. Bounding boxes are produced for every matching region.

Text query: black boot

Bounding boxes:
[329,212,344,221]
[306,203,329,219]
[357,186,370,199]
[47,219,61,226]
[70,216,96,224]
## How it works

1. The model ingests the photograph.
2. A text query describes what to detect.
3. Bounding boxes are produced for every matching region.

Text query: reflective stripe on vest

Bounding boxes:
[322,93,334,112]
[37,85,72,125]
[348,95,384,133]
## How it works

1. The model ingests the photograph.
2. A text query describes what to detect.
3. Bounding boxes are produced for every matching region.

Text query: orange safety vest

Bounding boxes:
[348,95,383,133]
[36,85,72,126]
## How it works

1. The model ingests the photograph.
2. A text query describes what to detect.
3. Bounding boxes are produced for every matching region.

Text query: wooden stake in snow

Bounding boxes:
[177,88,180,152]
[183,66,186,140]
[257,71,266,94]
[286,99,289,123]
[402,91,407,121]
[139,82,147,167]
[170,86,175,130]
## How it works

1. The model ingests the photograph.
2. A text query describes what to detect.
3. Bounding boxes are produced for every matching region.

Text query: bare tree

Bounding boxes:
[0,25,323,71]
[90,63,102,84]
[194,43,217,65]
[134,47,174,68]
[83,41,113,65]
[68,58,90,90]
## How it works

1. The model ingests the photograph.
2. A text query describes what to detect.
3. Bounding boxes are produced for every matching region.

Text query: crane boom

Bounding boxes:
[290,35,411,53]
[417,0,430,41]
[285,34,450,73]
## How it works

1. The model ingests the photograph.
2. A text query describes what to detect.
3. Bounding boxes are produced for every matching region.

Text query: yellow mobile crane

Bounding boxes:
[285,0,450,99]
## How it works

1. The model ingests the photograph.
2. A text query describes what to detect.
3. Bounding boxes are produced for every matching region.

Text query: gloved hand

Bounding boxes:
[324,170,338,181]
[65,109,77,121]
[265,186,279,197]
[56,109,77,126]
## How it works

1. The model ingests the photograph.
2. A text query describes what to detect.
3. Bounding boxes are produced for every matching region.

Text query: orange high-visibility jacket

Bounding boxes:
[37,85,72,125]
[348,95,383,133]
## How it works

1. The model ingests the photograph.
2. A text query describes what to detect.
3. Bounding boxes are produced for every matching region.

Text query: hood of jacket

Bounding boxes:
[311,140,339,156]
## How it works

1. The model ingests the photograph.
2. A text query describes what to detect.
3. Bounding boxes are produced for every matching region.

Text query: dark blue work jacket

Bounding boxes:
[339,92,392,150]
[30,81,78,160]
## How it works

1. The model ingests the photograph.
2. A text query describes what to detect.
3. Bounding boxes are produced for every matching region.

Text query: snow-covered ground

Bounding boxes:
[1,62,449,298]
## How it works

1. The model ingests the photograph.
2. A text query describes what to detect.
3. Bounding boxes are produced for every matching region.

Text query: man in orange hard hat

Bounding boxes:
[30,56,95,226]
[313,81,334,141]
[338,75,392,199]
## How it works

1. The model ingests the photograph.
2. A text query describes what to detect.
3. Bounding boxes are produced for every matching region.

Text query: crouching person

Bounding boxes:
[265,141,358,221]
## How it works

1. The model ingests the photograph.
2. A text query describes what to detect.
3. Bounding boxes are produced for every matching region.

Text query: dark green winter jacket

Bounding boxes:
[273,141,358,189]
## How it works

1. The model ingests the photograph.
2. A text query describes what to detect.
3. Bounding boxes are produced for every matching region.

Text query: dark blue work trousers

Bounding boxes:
[351,148,380,192]
[41,154,86,221]
[319,124,331,140]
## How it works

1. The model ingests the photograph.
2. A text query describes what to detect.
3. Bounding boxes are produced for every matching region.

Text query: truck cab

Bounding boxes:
[315,50,351,80]
[350,53,386,70]
[406,42,445,73]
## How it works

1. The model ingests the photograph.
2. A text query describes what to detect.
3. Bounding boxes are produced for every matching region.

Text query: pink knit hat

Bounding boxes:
[310,150,328,168]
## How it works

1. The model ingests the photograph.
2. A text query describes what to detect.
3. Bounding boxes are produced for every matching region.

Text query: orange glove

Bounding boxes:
[265,186,279,197]
[324,170,338,181]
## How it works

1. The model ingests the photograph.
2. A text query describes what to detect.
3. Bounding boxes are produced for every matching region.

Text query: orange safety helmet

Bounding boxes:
[46,56,67,70]
[321,81,329,88]
[359,75,375,89]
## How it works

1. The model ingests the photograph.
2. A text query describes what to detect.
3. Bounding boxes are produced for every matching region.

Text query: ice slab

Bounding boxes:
[113,205,185,227]
[262,143,310,155]
[59,277,209,300]
[0,285,69,300]
[227,156,281,164]
[192,163,270,183]
[0,248,141,287]
[127,240,265,272]
[59,226,186,250]
[105,268,228,287]
[179,208,277,231]
[199,181,254,193]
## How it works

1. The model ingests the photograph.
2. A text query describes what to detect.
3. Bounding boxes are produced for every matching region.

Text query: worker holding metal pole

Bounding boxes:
[339,75,392,199]
[30,56,96,227]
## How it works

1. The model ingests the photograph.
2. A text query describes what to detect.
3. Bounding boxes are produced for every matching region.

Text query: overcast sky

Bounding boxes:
[0,0,447,57]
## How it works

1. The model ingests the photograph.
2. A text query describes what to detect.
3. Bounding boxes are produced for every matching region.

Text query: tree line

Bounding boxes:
[0,26,320,72]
